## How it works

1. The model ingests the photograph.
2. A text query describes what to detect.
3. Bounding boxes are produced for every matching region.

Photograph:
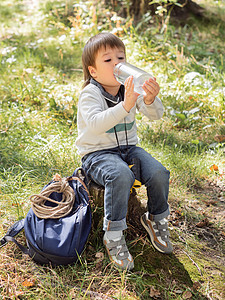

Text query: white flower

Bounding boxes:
[59,35,66,43]
[183,72,202,82]
[37,38,44,43]
[6,55,16,64]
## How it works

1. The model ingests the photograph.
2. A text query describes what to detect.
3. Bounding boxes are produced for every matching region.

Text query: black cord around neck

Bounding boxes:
[113,120,128,158]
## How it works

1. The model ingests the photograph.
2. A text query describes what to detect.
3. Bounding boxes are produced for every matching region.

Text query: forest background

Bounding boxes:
[0,0,224,299]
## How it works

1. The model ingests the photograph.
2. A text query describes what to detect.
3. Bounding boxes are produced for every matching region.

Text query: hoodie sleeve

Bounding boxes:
[136,95,164,120]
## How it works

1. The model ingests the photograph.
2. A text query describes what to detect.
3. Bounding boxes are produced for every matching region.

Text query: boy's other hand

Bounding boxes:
[123,76,139,112]
[143,77,160,105]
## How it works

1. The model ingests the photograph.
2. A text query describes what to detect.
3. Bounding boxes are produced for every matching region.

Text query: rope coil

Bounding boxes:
[29,174,75,219]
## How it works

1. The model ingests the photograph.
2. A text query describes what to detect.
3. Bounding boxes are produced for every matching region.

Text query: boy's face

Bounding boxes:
[88,46,125,95]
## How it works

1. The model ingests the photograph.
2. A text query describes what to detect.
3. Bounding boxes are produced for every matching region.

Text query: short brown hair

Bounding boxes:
[82,32,126,87]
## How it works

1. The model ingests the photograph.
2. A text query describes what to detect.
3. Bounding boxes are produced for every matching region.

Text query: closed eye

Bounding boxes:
[104,59,111,62]
[118,57,125,60]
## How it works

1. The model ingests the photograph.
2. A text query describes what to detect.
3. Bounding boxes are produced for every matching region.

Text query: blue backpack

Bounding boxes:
[0,168,92,266]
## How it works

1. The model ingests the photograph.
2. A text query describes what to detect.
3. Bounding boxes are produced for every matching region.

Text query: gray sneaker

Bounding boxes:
[141,212,173,254]
[103,233,134,270]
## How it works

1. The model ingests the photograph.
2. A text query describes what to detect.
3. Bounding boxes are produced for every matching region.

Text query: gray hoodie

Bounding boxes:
[75,82,164,157]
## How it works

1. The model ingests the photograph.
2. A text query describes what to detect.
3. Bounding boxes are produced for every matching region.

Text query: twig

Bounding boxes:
[70,68,83,72]
[181,249,202,276]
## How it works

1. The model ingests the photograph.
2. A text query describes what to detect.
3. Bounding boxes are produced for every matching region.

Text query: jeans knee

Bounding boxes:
[146,168,170,188]
[106,165,134,189]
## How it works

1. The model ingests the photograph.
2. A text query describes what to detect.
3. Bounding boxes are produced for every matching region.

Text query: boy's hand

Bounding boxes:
[143,77,160,105]
[123,76,139,112]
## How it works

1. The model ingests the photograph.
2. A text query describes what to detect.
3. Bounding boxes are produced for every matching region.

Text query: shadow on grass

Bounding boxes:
[88,206,209,300]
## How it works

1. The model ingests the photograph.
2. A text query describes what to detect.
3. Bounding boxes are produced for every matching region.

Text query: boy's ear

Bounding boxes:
[88,66,97,78]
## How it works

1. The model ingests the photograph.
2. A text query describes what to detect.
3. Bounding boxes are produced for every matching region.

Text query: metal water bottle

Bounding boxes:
[114,62,153,95]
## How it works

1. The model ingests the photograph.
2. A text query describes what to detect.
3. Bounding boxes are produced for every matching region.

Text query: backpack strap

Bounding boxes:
[71,167,90,195]
[0,219,25,248]
[3,236,30,255]
[0,218,31,255]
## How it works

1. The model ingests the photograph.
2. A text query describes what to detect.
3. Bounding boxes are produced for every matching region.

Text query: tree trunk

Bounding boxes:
[105,0,204,24]
[169,0,204,19]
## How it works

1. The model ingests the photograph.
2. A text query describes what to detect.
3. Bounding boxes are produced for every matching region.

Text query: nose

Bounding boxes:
[114,61,119,66]
[114,58,121,66]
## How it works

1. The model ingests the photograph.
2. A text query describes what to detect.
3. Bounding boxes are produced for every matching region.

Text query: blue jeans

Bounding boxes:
[82,145,170,231]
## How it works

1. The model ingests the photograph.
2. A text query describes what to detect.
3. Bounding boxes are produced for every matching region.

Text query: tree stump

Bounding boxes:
[88,181,147,231]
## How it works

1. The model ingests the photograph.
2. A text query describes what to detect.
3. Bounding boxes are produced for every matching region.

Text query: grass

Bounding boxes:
[0,0,225,299]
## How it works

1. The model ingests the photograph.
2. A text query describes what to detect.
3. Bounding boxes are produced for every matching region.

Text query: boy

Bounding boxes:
[75,32,173,271]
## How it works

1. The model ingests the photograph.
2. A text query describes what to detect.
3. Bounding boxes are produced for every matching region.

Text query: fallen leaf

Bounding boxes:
[95,252,104,261]
[192,281,201,290]
[22,279,35,287]
[172,220,180,226]
[214,135,225,143]
[175,209,182,216]
[150,286,161,298]
[196,218,210,228]
[210,164,219,172]
[182,290,192,299]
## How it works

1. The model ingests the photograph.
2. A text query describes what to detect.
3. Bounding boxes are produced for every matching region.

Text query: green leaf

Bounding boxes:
[175,113,186,120]
[191,139,200,145]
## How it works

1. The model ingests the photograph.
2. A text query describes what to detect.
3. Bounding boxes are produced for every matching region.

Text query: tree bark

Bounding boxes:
[89,181,147,230]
